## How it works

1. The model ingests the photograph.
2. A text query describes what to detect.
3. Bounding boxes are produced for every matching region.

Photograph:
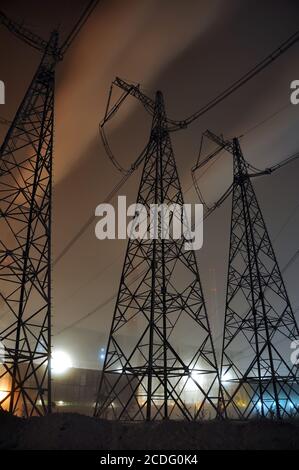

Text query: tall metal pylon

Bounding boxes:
[0,32,59,416]
[219,137,299,419]
[94,91,220,421]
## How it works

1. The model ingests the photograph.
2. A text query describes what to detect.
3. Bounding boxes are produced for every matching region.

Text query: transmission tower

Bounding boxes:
[219,137,299,419]
[0,32,59,417]
[94,90,220,421]
[0,2,99,417]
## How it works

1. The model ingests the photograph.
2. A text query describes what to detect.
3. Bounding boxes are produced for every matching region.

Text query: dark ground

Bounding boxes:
[0,411,298,450]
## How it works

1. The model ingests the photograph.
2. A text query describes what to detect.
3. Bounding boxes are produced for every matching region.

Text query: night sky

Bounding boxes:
[0,0,299,369]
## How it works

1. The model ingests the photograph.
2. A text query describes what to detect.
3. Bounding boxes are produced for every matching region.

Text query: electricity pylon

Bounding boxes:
[0,3,100,417]
[219,137,299,419]
[94,90,220,421]
[0,32,58,416]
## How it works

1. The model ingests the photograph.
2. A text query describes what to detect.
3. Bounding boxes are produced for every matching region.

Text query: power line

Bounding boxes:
[168,29,299,128]
[56,290,116,336]
[54,108,299,267]
[192,131,299,214]
[274,202,299,242]
[267,150,299,173]
[1,1,101,59]
[55,243,299,337]
[24,22,294,274]
[60,0,101,55]
[0,121,274,271]
[54,165,299,336]
[54,171,133,265]
[240,104,290,138]
[3,94,132,267]
[282,249,299,274]
[54,27,299,264]
[54,106,296,266]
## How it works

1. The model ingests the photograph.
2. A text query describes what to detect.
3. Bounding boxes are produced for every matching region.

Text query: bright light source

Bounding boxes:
[51,350,72,375]
[221,370,233,383]
[99,348,106,362]
[0,390,8,402]
[185,370,204,392]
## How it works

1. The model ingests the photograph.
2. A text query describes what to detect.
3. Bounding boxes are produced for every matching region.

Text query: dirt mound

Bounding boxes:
[0,412,298,450]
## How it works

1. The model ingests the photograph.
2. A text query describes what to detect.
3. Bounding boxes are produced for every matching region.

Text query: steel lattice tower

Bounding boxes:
[0,32,58,416]
[94,91,220,421]
[219,137,299,419]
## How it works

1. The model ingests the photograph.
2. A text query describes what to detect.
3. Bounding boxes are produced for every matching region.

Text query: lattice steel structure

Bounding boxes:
[94,90,221,421]
[0,32,58,416]
[219,137,299,419]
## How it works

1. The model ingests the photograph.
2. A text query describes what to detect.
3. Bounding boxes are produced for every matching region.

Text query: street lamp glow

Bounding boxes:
[51,350,72,375]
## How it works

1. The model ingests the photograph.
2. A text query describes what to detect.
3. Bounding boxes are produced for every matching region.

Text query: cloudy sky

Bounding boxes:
[1,0,299,368]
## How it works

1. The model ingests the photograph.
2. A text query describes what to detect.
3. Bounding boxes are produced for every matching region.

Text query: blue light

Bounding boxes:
[98,348,106,362]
